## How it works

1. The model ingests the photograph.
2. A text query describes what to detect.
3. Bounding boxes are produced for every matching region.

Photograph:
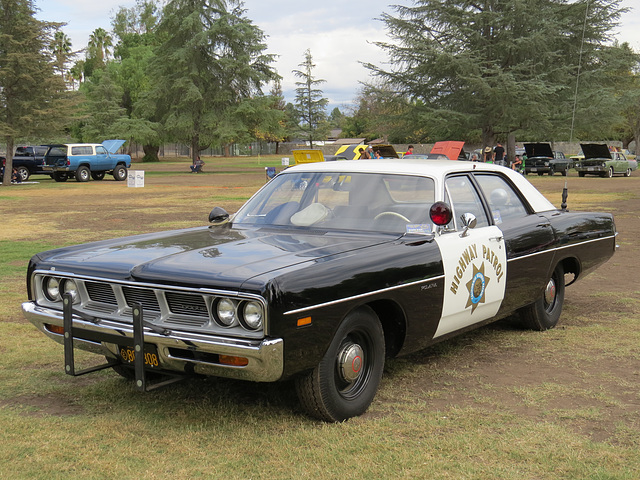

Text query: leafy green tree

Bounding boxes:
[328,107,344,129]
[78,68,130,142]
[141,0,277,161]
[366,0,630,153]
[0,0,70,186]
[111,0,164,161]
[293,49,329,148]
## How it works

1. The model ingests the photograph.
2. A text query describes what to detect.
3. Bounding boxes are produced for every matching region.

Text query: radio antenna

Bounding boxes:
[569,0,590,142]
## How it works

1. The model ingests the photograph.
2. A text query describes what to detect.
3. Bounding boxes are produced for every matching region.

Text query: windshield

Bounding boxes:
[233,171,436,234]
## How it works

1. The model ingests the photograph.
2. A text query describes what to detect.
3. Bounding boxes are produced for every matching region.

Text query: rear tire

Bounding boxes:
[519,264,565,331]
[295,306,385,422]
[624,168,632,177]
[53,172,68,182]
[75,165,90,182]
[17,166,30,181]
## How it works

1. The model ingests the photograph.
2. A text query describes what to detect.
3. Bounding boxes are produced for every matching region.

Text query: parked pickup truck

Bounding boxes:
[13,145,50,181]
[0,145,50,182]
[43,140,131,182]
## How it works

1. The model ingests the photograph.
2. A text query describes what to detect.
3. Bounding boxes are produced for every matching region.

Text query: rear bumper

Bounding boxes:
[22,301,284,382]
[43,166,70,172]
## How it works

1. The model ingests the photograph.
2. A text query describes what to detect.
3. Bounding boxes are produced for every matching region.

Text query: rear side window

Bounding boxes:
[474,174,528,224]
[71,146,94,155]
[15,147,32,156]
[47,146,67,156]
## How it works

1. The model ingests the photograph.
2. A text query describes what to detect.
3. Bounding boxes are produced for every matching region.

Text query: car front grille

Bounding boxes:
[34,274,266,339]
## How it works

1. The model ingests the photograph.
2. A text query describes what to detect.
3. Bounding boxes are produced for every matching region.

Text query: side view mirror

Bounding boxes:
[459,213,477,237]
[209,206,230,225]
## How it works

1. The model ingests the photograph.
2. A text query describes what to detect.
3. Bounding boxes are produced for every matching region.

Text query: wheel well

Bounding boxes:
[559,256,580,286]
[365,300,406,358]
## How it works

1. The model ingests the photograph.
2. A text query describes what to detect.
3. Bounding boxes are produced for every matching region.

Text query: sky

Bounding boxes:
[36,0,640,112]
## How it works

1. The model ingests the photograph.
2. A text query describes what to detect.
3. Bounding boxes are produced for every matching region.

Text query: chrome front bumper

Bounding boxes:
[22,301,284,382]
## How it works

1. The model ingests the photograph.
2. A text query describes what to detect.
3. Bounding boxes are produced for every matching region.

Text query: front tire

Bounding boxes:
[75,165,91,182]
[519,264,565,331]
[578,171,585,177]
[295,306,385,422]
[606,167,614,178]
[17,166,30,181]
[113,164,127,181]
[548,166,554,176]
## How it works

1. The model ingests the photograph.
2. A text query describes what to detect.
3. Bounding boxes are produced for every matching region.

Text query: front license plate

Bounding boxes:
[119,344,160,368]
[587,167,595,171]
[530,168,537,172]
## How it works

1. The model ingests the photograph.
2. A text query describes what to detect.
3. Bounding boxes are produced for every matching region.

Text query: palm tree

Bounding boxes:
[69,60,85,90]
[50,30,72,81]
[88,27,113,65]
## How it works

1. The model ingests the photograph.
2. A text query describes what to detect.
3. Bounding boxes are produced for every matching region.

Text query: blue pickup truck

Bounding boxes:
[43,140,132,182]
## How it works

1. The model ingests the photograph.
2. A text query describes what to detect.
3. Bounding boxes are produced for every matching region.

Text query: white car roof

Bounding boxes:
[284,159,557,213]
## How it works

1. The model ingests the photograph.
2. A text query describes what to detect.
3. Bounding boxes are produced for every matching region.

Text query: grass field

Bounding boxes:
[1,157,639,479]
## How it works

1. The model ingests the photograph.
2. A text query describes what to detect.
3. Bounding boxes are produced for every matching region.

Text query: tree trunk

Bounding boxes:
[2,137,15,186]
[142,145,160,162]
[506,133,516,166]
[481,125,496,153]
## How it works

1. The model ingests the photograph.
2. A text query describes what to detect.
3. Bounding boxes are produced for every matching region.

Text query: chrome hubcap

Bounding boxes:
[544,278,556,306]
[338,343,364,384]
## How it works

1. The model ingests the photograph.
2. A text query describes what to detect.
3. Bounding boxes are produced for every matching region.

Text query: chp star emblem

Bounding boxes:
[465,263,491,313]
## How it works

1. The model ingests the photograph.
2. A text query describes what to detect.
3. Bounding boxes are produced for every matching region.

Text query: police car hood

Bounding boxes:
[32,225,395,291]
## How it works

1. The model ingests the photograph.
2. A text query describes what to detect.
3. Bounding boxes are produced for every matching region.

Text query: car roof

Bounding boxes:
[284,159,556,213]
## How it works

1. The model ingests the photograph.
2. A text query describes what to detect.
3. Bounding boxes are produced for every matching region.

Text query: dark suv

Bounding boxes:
[524,143,570,176]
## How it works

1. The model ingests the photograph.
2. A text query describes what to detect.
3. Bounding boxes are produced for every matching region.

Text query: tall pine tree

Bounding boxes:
[293,49,329,148]
[0,0,69,185]
[140,0,277,160]
[366,0,631,151]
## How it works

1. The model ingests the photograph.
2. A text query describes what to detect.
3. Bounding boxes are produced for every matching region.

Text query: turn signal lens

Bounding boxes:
[219,355,248,367]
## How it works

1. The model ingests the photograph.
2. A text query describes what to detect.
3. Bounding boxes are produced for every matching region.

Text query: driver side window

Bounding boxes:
[444,175,489,230]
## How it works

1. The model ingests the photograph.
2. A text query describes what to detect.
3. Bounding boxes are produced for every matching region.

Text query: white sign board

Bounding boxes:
[281,157,290,166]
[127,170,145,188]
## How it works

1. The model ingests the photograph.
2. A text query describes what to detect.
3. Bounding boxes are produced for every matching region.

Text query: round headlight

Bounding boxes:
[216,298,237,326]
[44,276,61,302]
[62,279,80,304]
[242,301,263,330]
